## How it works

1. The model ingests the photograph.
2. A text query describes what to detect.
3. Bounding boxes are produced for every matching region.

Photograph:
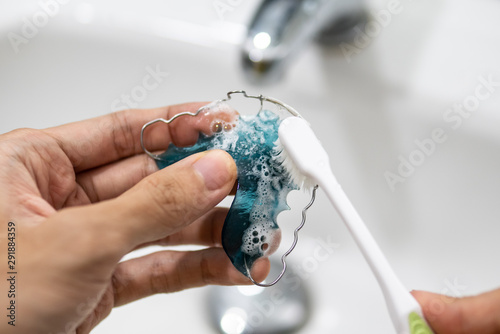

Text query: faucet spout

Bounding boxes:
[242,0,366,84]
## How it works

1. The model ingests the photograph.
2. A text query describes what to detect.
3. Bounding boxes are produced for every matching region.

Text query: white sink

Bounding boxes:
[1,0,500,333]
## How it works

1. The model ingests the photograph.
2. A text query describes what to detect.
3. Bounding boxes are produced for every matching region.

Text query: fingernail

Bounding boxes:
[193,150,235,191]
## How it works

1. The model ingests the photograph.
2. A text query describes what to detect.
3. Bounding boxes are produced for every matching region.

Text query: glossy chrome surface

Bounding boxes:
[207,259,311,334]
[241,0,366,83]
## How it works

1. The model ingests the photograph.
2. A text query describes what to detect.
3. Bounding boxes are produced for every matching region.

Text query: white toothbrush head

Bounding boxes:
[276,116,333,191]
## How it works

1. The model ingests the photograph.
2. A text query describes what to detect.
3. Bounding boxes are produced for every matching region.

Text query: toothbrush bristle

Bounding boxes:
[274,138,316,191]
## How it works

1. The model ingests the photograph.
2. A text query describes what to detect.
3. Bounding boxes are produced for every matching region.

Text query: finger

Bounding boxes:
[75,154,158,203]
[46,103,197,172]
[136,207,229,249]
[111,248,271,307]
[45,102,238,172]
[75,154,236,204]
[412,289,500,334]
[118,150,236,247]
[65,149,237,253]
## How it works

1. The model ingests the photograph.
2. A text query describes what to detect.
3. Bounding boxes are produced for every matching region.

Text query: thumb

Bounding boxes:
[105,149,237,250]
[412,289,500,334]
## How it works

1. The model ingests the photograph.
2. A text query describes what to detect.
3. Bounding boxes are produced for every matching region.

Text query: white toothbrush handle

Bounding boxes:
[278,117,432,333]
[319,172,428,334]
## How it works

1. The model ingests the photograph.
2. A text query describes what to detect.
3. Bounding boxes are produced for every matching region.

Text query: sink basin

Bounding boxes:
[1,0,500,333]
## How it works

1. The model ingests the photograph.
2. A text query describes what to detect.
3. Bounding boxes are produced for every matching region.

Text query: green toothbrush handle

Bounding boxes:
[409,312,433,334]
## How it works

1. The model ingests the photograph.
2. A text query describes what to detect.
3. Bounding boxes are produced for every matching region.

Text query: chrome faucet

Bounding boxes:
[242,0,366,84]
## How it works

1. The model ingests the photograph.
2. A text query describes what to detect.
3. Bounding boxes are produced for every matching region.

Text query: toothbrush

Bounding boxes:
[278,117,433,334]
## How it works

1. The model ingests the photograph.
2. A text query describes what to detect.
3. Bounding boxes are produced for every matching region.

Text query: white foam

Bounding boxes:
[241,143,286,257]
[207,104,287,258]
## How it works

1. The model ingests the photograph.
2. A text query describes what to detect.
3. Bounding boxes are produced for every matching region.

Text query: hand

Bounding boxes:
[0,103,269,334]
[412,289,500,333]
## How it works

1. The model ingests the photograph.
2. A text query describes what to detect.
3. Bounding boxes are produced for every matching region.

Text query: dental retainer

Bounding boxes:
[141,91,318,287]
